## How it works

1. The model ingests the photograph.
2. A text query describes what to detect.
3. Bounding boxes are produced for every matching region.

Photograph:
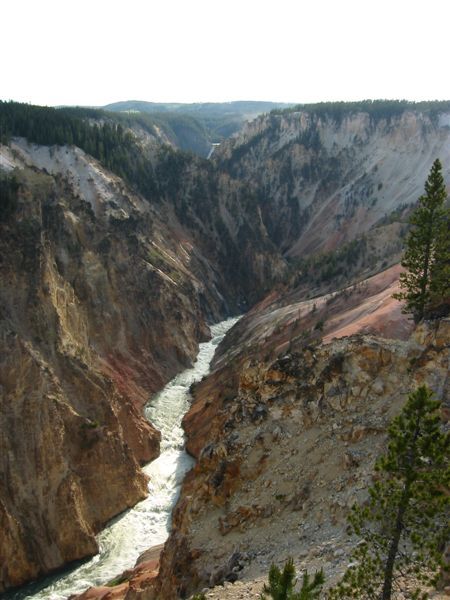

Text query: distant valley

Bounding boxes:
[101,100,293,155]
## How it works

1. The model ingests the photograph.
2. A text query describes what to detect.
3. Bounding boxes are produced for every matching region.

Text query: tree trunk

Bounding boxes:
[417,215,435,321]
[380,407,421,600]
[380,494,408,600]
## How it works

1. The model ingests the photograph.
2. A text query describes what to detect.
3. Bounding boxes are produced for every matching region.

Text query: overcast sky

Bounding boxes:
[2,0,449,107]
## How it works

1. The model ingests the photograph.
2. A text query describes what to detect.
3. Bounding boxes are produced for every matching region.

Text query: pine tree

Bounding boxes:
[0,172,20,221]
[394,159,450,322]
[328,386,450,600]
[297,569,326,600]
[260,558,324,600]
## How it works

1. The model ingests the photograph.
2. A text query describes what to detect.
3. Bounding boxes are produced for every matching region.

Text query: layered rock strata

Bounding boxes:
[0,152,196,590]
[0,138,276,591]
[126,318,449,599]
[217,109,450,257]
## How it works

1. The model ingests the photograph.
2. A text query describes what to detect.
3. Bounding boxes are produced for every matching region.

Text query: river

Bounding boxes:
[10,317,238,600]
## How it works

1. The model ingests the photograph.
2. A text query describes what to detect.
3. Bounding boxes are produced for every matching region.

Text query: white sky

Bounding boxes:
[2,0,450,107]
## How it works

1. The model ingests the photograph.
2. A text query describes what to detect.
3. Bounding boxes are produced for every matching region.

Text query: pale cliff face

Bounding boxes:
[216,109,450,257]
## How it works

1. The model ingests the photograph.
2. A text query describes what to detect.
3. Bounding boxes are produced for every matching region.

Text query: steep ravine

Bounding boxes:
[8,318,238,600]
[0,142,246,592]
[135,318,449,599]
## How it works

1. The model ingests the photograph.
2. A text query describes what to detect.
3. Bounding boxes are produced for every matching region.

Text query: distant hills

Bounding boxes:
[101,100,293,155]
[102,100,293,119]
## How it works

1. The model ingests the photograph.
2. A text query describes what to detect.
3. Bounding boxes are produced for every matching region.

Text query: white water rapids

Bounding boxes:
[15,317,238,600]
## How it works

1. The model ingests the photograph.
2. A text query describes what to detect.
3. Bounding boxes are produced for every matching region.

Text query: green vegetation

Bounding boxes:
[80,420,99,430]
[329,385,449,600]
[103,100,292,144]
[373,203,410,228]
[292,237,369,287]
[260,558,324,599]
[394,159,450,321]
[270,100,450,125]
[314,318,325,332]
[0,101,160,200]
[0,171,20,221]
[151,112,210,155]
[0,101,233,206]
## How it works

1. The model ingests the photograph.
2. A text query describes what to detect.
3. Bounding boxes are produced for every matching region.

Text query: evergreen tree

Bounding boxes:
[297,569,326,600]
[260,558,324,600]
[0,172,20,221]
[328,386,450,600]
[0,101,159,203]
[394,159,450,322]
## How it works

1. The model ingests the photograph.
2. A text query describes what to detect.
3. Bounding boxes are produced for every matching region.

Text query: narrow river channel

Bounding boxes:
[12,317,238,600]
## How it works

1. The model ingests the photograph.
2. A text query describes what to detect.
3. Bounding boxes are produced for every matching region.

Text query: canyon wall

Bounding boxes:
[217,109,450,257]
[0,139,284,591]
[134,314,449,599]
[0,144,201,590]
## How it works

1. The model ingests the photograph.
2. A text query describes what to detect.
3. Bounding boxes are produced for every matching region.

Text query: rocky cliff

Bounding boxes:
[0,137,285,591]
[0,145,196,590]
[216,106,450,257]
[132,316,449,599]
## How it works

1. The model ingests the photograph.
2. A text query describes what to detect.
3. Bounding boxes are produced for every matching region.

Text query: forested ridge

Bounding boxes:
[2,99,449,292]
[270,99,450,122]
[0,101,174,200]
[103,99,292,142]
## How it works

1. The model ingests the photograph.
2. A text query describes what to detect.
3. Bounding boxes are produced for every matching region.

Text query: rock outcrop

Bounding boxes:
[128,317,449,599]
[0,138,284,591]
[217,108,450,258]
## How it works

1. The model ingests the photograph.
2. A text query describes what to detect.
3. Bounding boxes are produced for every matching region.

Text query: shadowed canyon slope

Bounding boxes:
[1,100,450,593]
[0,138,283,591]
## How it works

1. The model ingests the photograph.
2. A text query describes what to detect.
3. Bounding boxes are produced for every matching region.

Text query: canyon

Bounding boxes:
[0,101,449,597]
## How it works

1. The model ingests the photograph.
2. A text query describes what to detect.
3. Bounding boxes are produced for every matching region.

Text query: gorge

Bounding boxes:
[0,100,449,598]
[7,318,237,599]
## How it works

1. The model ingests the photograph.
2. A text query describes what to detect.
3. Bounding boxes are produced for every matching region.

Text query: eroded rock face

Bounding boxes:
[216,110,450,258]
[0,169,170,589]
[0,143,233,590]
[0,335,153,588]
[0,129,291,591]
[133,320,449,599]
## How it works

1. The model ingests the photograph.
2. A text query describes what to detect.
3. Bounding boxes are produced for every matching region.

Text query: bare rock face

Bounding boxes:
[133,319,449,599]
[0,335,153,588]
[216,109,450,258]
[0,144,223,592]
